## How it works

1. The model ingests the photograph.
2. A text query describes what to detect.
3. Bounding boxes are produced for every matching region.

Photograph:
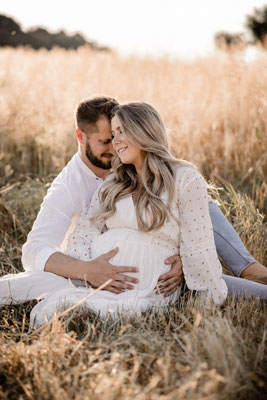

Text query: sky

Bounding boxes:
[0,0,266,58]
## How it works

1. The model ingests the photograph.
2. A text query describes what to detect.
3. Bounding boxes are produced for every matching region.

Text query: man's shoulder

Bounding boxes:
[46,153,101,212]
[51,153,95,188]
[53,153,81,184]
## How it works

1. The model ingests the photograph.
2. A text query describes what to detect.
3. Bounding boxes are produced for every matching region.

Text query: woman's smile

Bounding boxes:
[117,146,128,154]
[111,115,145,175]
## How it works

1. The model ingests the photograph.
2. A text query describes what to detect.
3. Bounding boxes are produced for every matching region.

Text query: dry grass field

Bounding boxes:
[0,47,266,399]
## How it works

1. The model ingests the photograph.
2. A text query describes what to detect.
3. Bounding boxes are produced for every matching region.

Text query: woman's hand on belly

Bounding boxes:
[155,255,183,297]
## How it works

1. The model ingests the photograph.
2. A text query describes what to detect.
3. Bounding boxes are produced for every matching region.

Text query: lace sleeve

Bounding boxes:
[65,186,106,261]
[178,169,228,305]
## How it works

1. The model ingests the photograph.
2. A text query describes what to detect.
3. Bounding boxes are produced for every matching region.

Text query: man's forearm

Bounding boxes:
[44,252,87,280]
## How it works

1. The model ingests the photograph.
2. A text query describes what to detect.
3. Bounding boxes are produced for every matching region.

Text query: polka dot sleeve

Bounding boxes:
[65,186,106,261]
[178,169,228,305]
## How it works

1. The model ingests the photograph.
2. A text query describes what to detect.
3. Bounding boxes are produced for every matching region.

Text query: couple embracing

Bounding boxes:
[1,96,266,326]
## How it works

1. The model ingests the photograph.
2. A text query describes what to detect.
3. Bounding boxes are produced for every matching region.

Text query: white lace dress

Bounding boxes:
[29,166,227,326]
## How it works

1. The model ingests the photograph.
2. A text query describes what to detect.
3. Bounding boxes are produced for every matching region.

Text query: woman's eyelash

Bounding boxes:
[111,131,123,139]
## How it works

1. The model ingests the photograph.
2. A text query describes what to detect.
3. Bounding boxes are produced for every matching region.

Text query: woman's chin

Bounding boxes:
[118,156,131,164]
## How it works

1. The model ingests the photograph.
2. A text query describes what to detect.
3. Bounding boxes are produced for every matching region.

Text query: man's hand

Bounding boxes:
[45,249,139,295]
[155,255,183,298]
[84,248,139,294]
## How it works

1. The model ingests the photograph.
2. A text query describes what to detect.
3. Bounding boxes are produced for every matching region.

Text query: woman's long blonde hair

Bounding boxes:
[95,102,193,232]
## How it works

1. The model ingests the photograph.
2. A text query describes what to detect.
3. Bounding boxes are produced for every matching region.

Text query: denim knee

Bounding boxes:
[209,201,256,276]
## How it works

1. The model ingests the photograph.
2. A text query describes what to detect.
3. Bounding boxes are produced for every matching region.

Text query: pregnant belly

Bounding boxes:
[91,228,173,294]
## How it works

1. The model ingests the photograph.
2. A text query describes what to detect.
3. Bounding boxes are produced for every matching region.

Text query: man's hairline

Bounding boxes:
[77,114,110,136]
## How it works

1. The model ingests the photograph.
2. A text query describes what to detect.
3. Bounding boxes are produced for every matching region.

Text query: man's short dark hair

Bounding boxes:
[75,95,119,134]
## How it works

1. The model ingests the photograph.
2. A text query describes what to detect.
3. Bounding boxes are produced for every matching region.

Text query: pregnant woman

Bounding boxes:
[30,102,229,326]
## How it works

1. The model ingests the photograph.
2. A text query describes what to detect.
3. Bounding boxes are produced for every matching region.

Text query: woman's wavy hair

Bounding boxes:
[94,102,193,232]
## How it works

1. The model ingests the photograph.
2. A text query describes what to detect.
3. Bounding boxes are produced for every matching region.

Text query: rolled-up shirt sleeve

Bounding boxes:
[178,169,228,305]
[22,182,75,272]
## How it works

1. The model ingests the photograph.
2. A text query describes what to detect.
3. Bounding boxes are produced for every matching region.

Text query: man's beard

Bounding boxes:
[85,142,112,170]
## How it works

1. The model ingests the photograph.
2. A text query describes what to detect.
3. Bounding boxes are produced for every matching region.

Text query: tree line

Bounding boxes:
[0,14,109,51]
[215,5,267,51]
[1,6,266,53]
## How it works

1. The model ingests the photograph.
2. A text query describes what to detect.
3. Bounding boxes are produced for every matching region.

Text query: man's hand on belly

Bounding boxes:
[45,249,139,294]
[155,254,184,297]
[85,248,139,294]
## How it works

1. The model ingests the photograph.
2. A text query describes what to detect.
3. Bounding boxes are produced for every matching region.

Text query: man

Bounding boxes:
[2,95,267,304]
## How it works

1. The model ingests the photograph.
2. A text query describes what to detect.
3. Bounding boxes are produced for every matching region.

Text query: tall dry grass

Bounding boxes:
[0,47,266,399]
[0,295,266,399]
[0,47,266,190]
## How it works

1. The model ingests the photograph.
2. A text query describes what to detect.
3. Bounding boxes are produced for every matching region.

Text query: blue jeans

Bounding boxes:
[222,274,267,301]
[209,201,256,277]
[209,201,267,300]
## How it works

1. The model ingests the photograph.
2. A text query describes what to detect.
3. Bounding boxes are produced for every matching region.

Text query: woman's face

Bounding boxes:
[111,115,145,174]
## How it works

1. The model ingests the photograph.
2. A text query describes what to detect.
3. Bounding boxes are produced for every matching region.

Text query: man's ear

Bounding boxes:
[75,128,87,145]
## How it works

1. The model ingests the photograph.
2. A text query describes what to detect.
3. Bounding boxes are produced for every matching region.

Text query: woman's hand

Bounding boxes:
[155,255,184,297]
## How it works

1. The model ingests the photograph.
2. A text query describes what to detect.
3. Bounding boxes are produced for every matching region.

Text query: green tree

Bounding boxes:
[0,14,109,51]
[246,5,267,44]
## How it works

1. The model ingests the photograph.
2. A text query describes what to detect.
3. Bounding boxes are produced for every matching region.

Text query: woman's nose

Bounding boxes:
[112,133,121,144]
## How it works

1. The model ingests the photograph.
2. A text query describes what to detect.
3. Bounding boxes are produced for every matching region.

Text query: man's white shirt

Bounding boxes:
[22,153,103,271]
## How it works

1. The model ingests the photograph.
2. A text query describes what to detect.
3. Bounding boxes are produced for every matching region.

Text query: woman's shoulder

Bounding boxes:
[174,163,203,183]
[173,164,207,196]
